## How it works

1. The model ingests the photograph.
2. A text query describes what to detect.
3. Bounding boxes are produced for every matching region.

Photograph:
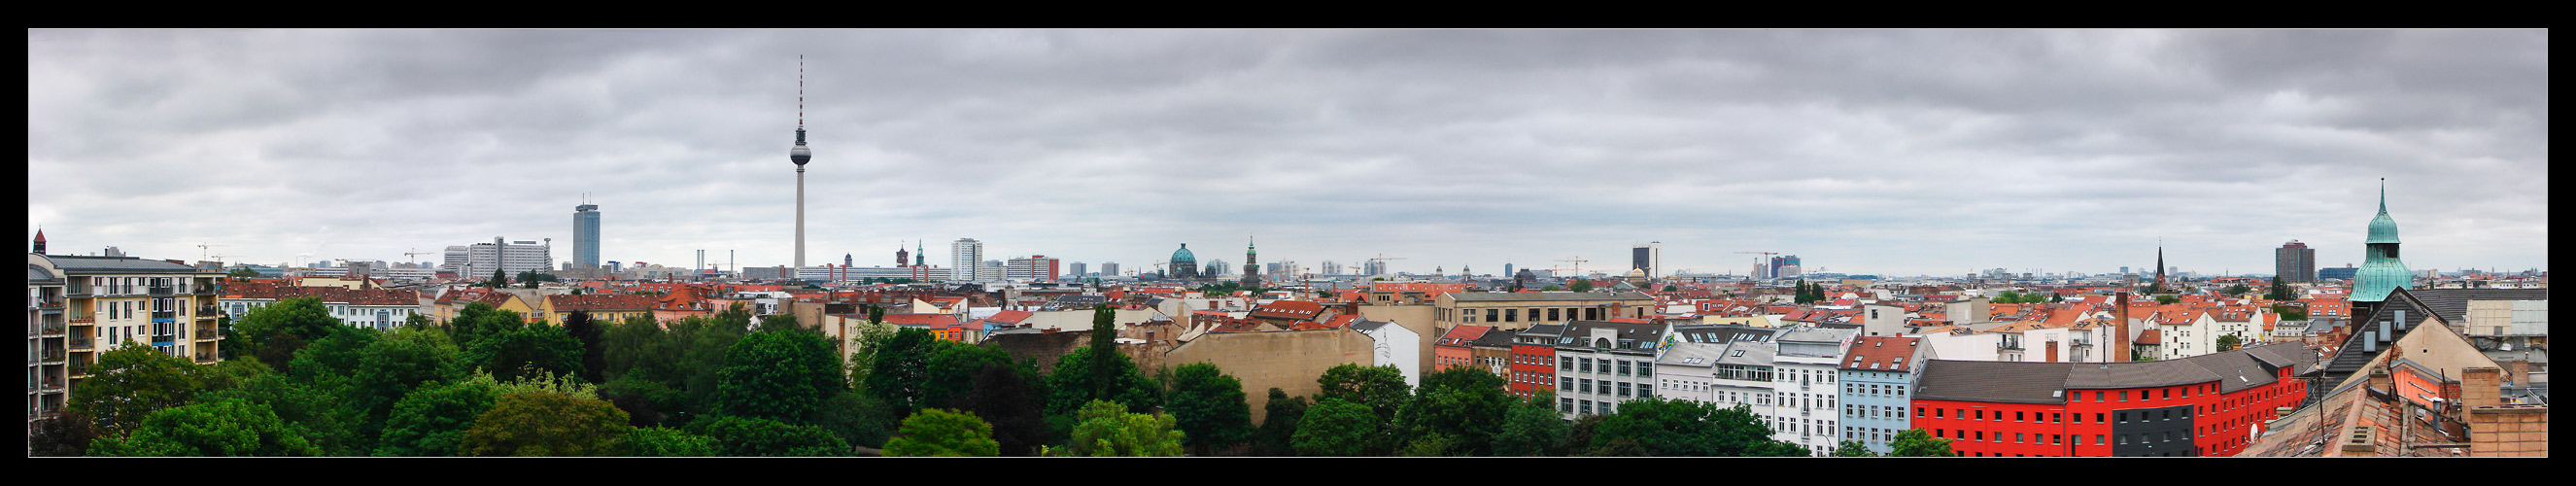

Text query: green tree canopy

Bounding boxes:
[1582,399,1804,456]
[1315,364,1410,424]
[1165,363,1253,456]
[1251,388,1308,456]
[86,399,321,457]
[445,301,522,350]
[347,325,467,427]
[462,392,632,457]
[881,408,1001,457]
[1834,440,1880,456]
[373,378,498,457]
[622,427,716,457]
[563,310,608,384]
[716,328,846,423]
[1493,389,1568,457]
[1061,399,1185,457]
[233,296,344,371]
[464,320,586,384]
[2216,333,2242,352]
[68,343,210,437]
[1393,365,1512,456]
[688,415,850,457]
[1291,398,1377,457]
[864,327,939,414]
[1044,345,1161,417]
[1887,428,1957,457]
[1569,279,1593,293]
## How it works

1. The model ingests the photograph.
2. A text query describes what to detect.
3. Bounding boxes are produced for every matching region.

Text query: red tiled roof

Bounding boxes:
[987,309,1034,325]
[233,285,420,306]
[2134,329,2162,345]
[881,313,963,326]
[547,294,659,311]
[1436,325,1492,347]
[1208,318,1268,333]
[1844,336,1922,372]
[1250,300,1327,321]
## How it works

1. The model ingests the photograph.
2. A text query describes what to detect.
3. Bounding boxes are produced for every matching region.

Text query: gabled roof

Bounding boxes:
[986,309,1034,325]
[1843,336,1921,372]
[2133,329,2162,345]
[1469,328,1519,349]
[1915,360,2072,404]
[547,294,659,311]
[1437,325,1493,348]
[1250,300,1327,321]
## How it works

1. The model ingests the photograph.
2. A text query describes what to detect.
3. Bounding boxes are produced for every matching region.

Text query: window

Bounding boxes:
[1917,406,1926,418]
[2096,413,2105,423]
[1618,382,1631,398]
[1618,361,1631,376]
[2163,389,2171,399]
[2096,434,2105,446]
[2095,391,2104,402]
[1562,357,1573,370]
[1975,410,1984,420]
[1580,379,1593,394]
[2118,412,2128,423]
[1580,358,1592,373]
[2017,433,2025,443]
[1637,362,1652,376]
[2015,411,2025,422]
[1561,398,1573,413]
[2052,412,2061,423]
[2120,391,2129,401]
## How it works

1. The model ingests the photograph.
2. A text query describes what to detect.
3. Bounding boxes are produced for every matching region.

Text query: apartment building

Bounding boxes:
[1769,327,1859,456]
[219,281,424,330]
[36,254,227,395]
[1509,324,1565,399]
[1909,343,2315,457]
[1549,320,1665,418]
[1435,291,1655,331]
[1838,335,1930,455]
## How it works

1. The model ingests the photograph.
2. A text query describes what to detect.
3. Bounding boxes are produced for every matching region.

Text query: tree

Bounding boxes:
[1569,279,1594,293]
[1834,440,1880,456]
[1045,344,1162,418]
[2216,333,2242,352]
[864,327,939,414]
[1314,364,1410,424]
[488,269,508,289]
[1291,398,1377,456]
[1663,284,1679,292]
[1164,363,1253,456]
[2267,279,2298,301]
[1060,399,1185,457]
[1886,428,1956,457]
[228,267,258,278]
[1542,285,1562,292]
[564,310,608,384]
[963,362,1050,456]
[27,410,98,457]
[2273,305,2309,321]
[716,328,846,423]
[688,415,850,457]
[881,408,1001,457]
[1393,365,1511,456]
[346,325,467,428]
[444,301,522,350]
[2225,283,2252,296]
[462,392,632,457]
[67,343,209,437]
[1251,388,1308,456]
[86,399,321,457]
[464,321,585,383]
[232,296,344,371]
[808,391,900,455]
[623,427,715,457]
[2156,295,2181,304]
[373,378,498,457]
[1493,389,1568,457]
[1581,399,1803,457]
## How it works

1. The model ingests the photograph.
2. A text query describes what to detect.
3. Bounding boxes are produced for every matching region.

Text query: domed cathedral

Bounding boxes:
[1169,243,1199,280]
[2351,179,2412,318]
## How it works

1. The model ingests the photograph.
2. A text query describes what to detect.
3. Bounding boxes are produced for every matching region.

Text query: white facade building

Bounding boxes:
[1769,327,1857,456]
[1351,320,1422,387]
[449,237,552,279]
[950,238,983,282]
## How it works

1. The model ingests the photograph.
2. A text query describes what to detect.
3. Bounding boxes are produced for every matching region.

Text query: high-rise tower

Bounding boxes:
[2276,240,2315,285]
[789,56,811,269]
[572,202,601,269]
[2353,179,2411,307]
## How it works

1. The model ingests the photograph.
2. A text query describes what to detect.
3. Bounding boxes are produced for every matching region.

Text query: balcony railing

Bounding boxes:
[69,315,94,324]
[151,311,176,322]
[194,353,216,364]
[199,305,221,316]
[68,338,91,351]
[66,286,91,296]
[37,324,66,336]
[149,286,175,295]
[34,298,65,309]
[70,364,89,376]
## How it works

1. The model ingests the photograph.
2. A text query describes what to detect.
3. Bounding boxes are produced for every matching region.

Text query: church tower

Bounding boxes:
[897,241,910,267]
[1242,235,1260,288]
[2352,179,2412,316]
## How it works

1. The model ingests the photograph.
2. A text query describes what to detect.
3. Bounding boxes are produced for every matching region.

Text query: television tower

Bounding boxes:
[789,55,811,269]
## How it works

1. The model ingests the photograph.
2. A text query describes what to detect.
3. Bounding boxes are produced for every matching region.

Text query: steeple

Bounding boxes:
[32,227,46,255]
[2354,178,2411,303]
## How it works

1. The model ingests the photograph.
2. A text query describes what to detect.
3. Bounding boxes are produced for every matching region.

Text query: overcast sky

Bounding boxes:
[27,29,2549,278]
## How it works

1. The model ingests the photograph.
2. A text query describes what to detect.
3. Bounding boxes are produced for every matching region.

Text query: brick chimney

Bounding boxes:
[2113,292,2132,362]
[2460,366,2502,408]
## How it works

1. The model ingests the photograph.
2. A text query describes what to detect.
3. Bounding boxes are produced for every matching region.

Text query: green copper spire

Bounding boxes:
[2353,178,2410,302]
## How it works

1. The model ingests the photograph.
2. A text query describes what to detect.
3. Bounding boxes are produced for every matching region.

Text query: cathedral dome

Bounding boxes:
[1171,244,1196,264]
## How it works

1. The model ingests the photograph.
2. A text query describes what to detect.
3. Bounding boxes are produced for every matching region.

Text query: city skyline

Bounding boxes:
[27,30,2549,277]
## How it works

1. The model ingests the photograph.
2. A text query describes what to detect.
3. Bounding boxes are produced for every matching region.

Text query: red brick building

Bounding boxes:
[1434,325,1491,373]
[1909,343,2315,457]
[1509,324,1567,399]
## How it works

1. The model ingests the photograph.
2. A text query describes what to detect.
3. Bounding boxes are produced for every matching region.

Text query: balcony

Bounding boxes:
[69,314,94,325]
[194,353,217,364]
[34,298,64,310]
[68,338,91,351]
[66,286,91,296]
[70,364,89,377]
[199,305,221,317]
[148,286,175,295]
[38,377,65,393]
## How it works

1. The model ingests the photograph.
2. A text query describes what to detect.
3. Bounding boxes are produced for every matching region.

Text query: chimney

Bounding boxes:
[2113,292,2133,362]
[2369,368,2393,395]
[2460,366,2502,408]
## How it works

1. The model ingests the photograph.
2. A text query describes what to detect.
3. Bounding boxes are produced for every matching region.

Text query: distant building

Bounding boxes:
[1553,320,1666,418]
[1167,243,1198,281]
[2275,240,2315,284]
[1434,291,1657,331]
[951,238,984,282]
[572,203,601,269]
[1069,261,1087,278]
[1632,242,1663,280]
[1100,261,1120,277]
[2319,265,2358,281]
[449,237,552,279]
[1006,255,1061,281]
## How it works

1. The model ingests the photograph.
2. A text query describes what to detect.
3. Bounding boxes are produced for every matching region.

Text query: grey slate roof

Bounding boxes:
[1777,327,1856,343]
[1658,341,1727,367]
[1714,340,1776,366]
[29,263,61,284]
[1449,292,1653,302]
[1668,324,1774,344]
[1915,360,2074,404]
[40,255,206,274]
[2400,288,2548,326]
[1349,320,1391,332]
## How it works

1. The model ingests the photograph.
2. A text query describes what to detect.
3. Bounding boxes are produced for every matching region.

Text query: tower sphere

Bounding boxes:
[790,126,812,166]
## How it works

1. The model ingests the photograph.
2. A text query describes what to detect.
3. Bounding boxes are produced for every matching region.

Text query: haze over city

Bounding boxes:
[27,29,2548,277]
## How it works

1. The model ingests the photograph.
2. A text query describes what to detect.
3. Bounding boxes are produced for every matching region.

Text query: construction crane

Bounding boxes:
[1367,254,1407,275]
[403,248,435,265]
[1554,256,1588,275]
[195,242,227,261]
[1735,251,1779,278]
